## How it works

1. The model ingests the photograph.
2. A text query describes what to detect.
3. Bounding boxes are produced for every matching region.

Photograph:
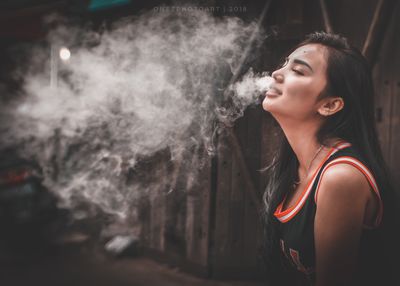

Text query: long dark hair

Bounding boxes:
[262,32,398,283]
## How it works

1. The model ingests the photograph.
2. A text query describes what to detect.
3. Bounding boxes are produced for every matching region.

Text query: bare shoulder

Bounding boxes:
[317,163,371,207]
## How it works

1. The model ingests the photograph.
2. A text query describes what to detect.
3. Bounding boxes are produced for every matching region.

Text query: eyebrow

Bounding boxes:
[292,58,314,72]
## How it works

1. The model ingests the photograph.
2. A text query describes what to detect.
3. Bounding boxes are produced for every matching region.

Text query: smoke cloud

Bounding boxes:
[0,7,272,223]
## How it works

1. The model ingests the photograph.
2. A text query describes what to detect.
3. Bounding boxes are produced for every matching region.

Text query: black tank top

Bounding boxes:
[273,141,384,285]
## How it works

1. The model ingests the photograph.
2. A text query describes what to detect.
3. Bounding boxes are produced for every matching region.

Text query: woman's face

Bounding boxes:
[262,43,329,121]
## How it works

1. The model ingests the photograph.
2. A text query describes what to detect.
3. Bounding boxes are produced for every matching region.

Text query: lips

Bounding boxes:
[265,85,282,97]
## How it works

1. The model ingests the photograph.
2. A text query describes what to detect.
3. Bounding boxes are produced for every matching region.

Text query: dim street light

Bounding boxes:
[59,47,71,61]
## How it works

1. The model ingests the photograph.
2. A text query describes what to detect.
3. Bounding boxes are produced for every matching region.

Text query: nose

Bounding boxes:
[272,69,284,83]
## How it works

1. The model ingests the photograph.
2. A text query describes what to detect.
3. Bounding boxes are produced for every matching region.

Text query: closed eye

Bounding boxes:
[292,69,304,75]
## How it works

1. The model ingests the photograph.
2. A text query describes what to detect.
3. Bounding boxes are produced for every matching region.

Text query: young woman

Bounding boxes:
[262,32,398,286]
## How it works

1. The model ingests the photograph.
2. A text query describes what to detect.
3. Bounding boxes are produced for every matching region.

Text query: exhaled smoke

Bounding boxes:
[217,68,272,125]
[0,8,272,222]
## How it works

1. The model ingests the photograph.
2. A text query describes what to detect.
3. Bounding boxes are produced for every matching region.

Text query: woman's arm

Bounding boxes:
[314,164,372,286]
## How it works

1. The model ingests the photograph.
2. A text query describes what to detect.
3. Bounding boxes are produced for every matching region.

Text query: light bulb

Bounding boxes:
[59,47,71,61]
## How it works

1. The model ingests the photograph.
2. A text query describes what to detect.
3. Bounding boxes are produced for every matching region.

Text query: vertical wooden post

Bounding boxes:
[362,0,397,67]
[319,0,333,33]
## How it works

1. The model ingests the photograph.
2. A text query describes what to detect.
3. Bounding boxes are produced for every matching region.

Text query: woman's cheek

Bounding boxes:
[285,83,315,102]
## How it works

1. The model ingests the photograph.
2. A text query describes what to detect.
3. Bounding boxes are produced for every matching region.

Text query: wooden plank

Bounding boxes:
[185,193,196,261]
[390,81,400,187]
[135,153,169,252]
[362,0,398,66]
[197,151,212,268]
[140,146,211,277]
[211,131,233,277]
[149,188,164,251]
[149,159,167,251]
[372,0,397,165]
[185,146,212,268]
[388,4,400,186]
[138,195,150,246]
[164,154,187,259]
[226,128,262,214]
[319,0,334,33]
[212,107,266,279]
[374,71,393,161]
[259,114,282,186]
[245,107,263,189]
[242,107,264,278]
[184,148,198,264]
[313,0,378,49]
[227,115,247,274]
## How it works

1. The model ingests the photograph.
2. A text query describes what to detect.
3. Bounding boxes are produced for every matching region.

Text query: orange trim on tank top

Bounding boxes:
[274,141,349,222]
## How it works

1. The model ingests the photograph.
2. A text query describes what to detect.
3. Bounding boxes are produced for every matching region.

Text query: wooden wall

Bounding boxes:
[137,148,213,276]
[211,108,265,279]
[374,1,400,187]
[137,0,400,281]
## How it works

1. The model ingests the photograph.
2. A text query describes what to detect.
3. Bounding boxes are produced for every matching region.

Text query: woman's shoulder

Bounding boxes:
[315,143,383,228]
[316,162,371,209]
[314,142,378,208]
[321,142,377,191]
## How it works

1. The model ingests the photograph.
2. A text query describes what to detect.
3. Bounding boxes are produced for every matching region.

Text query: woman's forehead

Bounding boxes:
[289,44,328,69]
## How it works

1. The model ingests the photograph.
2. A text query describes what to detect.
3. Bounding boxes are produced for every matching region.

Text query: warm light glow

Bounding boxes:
[59,47,71,61]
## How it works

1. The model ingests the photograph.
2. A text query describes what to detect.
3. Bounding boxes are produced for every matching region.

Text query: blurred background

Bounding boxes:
[0,0,399,285]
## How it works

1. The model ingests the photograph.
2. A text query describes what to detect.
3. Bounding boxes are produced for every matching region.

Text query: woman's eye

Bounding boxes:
[292,69,304,75]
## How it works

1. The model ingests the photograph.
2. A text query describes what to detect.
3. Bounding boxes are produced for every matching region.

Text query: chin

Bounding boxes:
[262,100,286,121]
[262,98,274,112]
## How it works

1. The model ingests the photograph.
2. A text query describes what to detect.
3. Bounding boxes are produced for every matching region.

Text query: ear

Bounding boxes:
[317,97,344,116]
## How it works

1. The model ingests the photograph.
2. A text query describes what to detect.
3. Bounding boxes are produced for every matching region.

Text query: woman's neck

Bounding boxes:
[278,118,325,177]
